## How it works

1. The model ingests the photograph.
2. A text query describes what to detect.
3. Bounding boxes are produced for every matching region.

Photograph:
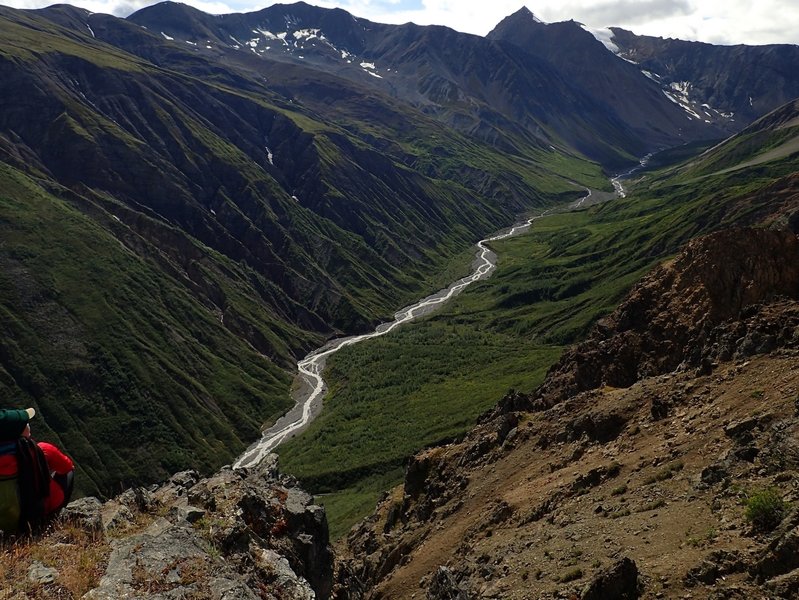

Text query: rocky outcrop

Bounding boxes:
[65,456,334,599]
[532,228,799,407]
[580,557,639,600]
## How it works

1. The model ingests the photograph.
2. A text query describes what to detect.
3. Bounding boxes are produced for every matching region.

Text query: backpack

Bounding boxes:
[0,473,20,535]
[0,438,50,536]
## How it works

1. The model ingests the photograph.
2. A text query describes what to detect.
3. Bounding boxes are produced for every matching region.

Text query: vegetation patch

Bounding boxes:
[745,488,787,532]
[557,567,584,583]
[0,521,110,597]
[644,461,685,485]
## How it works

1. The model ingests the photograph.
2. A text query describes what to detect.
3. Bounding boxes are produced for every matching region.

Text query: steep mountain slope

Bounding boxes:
[0,4,602,495]
[610,27,799,128]
[487,8,728,153]
[676,98,799,180]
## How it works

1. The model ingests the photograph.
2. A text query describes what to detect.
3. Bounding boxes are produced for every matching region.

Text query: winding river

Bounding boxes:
[233,158,653,470]
[233,208,559,469]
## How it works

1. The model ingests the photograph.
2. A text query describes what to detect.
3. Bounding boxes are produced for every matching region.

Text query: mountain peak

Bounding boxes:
[506,6,545,25]
[489,6,547,39]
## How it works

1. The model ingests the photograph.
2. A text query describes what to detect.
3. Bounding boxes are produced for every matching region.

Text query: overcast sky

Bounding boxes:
[4,0,798,46]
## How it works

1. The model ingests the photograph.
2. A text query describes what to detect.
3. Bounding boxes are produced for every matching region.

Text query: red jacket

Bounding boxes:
[0,441,74,514]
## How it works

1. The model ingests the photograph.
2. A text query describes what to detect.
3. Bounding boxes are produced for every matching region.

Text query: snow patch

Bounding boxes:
[665,81,703,119]
[293,28,321,41]
[582,25,619,53]
[341,50,352,60]
[266,147,274,166]
[186,40,197,46]
[670,81,691,96]
[366,70,383,79]
[161,32,174,41]
[360,62,376,69]
[641,69,660,81]
[86,24,95,38]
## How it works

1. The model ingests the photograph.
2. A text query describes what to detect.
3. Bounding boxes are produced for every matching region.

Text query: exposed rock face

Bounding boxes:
[73,456,334,599]
[533,228,799,407]
[580,557,639,600]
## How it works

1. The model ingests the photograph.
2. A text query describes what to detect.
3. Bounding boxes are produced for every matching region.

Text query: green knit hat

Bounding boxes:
[0,408,35,440]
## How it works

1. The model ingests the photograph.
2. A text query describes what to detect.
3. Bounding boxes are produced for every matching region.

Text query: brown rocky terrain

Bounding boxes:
[2,457,335,599]
[338,227,799,599]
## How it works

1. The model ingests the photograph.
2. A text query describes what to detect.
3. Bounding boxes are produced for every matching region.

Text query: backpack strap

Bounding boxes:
[15,438,50,532]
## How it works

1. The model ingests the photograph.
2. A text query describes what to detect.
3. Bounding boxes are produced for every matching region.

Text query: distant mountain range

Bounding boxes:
[0,0,797,495]
[112,2,799,164]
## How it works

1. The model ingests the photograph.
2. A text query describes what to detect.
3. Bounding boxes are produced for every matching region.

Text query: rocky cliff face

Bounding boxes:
[339,227,799,599]
[532,227,799,407]
[26,457,336,599]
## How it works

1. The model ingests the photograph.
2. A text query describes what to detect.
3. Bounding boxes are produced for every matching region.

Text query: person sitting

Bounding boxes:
[0,408,75,536]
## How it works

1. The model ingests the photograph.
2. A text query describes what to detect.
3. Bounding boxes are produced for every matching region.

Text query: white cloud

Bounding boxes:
[2,0,798,45]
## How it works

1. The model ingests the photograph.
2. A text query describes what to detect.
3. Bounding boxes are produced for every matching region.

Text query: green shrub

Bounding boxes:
[644,461,684,485]
[610,484,628,496]
[745,488,786,532]
[558,568,583,583]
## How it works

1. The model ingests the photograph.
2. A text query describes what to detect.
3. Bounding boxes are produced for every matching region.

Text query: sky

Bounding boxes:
[3,0,799,46]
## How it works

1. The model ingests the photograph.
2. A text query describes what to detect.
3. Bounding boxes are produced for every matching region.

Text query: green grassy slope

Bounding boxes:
[0,163,295,494]
[281,116,799,538]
